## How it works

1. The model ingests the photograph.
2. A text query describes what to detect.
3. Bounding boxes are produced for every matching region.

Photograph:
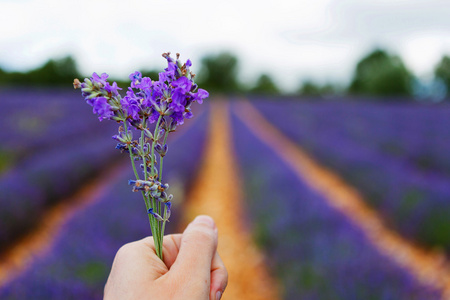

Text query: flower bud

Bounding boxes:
[156,128,165,140]
[112,135,126,143]
[115,143,129,153]
[144,128,153,140]
[164,202,172,221]
[169,119,177,132]
[163,107,174,116]
[140,163,152,173]
[73,78,82,89]
[155,143,168,157]
[147,208,164,221]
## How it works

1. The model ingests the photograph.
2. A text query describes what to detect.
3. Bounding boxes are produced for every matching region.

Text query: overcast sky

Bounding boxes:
[1,0,449,91]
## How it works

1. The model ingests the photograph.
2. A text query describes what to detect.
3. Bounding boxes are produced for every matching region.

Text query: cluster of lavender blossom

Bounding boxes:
[74,52,208,259]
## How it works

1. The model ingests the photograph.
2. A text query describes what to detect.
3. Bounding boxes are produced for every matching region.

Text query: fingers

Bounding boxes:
[210,252,228,300]
[162,224,227,299]
[161,234,182,269]
[104,237,165,299]
[171,215,218,279]
[106,216,226,300]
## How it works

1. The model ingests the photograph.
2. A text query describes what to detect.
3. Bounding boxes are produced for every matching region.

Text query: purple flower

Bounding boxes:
[121,89,141,120]
[76,53,208,128]
[92,97,113,121]
[115,143,129,153]
[104,81,122,95]
[85,95,96,107]
[158,71,170,83]
[171,88,188,111]
[185,110,193,119]
[172,77,192,93]
[170,111,185,125]
[129,71,142,88]
[166,62,178,77]
[193,89,209,104]
[91,72,109,86]
[137,77,153,90]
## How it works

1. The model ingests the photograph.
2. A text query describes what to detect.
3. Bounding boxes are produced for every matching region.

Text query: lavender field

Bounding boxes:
[251,98,450,253]
[230,110,441,299]
[0,104,208,299]
[0,88,449,299]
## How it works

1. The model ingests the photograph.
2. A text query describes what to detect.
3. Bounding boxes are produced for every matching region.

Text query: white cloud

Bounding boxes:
[0,0,449,91]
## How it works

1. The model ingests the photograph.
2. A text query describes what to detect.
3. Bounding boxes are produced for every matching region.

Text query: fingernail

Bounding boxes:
[193,215,215,228]
[216,291,222,300]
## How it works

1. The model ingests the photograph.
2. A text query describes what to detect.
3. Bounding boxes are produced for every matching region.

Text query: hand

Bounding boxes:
[104,215,228,300]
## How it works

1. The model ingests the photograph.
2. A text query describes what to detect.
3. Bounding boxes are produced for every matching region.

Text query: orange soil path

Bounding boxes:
[181,101,281,300]
[234,100,450,299]
[0,159,128,289]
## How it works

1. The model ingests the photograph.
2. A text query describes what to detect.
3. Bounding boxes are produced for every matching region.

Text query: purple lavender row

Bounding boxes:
[251,98,450,252]
[0,111,208,299]
[230,109,441,299]
[252,99,450,177]
[0,88,116,167]
[0,133,122,251]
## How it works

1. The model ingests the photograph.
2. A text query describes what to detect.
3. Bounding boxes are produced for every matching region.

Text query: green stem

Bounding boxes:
[123,122,140,181]
[124,121,152,218]
[161,205,167,245]
[150,115,163,178]
[150,115,164,259]
[159,131,170,243]
[125,119,163,260]
[151,197,162,258]
[141,120,148,181]
[158,131,169,182]
[144,116,164,259]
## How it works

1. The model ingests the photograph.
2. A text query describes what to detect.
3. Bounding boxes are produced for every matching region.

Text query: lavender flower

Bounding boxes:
[73,52,208,260]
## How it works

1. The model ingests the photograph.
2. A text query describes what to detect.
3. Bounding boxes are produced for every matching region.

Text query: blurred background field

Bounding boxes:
[1,0,450,299]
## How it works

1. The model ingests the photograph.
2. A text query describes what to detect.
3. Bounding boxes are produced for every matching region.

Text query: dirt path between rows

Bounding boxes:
[0,159,128,289]
[235,100,450,299]
[181,101,281,300]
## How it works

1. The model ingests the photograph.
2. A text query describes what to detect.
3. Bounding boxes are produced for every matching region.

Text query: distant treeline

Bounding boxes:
[0,57,80,86]
[1,50,449,100]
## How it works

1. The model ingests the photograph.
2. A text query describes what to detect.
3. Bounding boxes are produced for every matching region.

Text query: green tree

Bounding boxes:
[196,52,240,93]
[0,55,81,86]
[250,73,280,95]
[298,80,322,96]
[348,49,412,98]
[29,56,81,84]
[297,80,340,98]
[141,69,159,81]
[434,55,450,96]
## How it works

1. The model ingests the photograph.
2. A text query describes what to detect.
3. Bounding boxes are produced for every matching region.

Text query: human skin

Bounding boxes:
[104,215,228,300]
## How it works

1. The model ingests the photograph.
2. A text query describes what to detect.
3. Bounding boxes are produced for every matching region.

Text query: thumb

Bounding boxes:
[172,215,218,279]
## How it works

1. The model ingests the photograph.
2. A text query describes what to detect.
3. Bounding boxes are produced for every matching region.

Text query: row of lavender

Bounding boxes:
[230,109,441,299]
[0,88,115,165]
[0,88,121,251]
[0,110,208,299]
[251,98,450,253]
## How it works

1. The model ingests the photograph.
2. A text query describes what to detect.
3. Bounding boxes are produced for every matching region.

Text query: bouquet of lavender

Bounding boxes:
[73,52,208,259]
